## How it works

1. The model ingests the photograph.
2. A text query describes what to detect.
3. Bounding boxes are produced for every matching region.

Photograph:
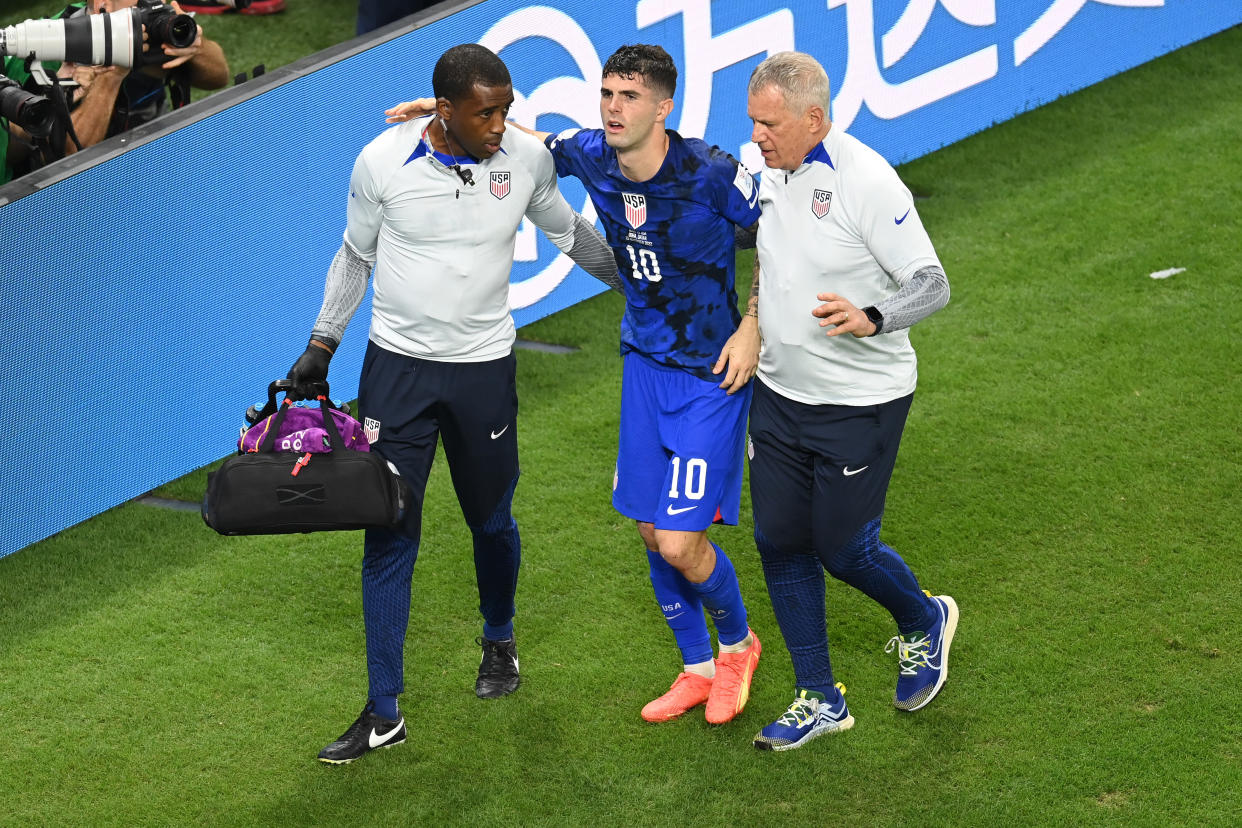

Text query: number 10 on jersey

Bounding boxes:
[625,245,663,283]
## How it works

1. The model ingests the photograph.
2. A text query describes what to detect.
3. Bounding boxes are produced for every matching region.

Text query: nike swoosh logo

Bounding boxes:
[369,719,404,748]
[843,466,868,476]
[490,425,509,440]
[894,209,911,225]
[666,612,685,620]
[666,505,697,516]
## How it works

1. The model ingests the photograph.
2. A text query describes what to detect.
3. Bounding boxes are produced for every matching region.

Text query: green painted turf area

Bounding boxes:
[4,21,1242,827]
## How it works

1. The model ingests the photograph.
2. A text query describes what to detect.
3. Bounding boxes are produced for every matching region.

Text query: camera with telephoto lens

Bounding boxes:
[0,74,55,137]
[136,0,198,55]
[0,1,197,69]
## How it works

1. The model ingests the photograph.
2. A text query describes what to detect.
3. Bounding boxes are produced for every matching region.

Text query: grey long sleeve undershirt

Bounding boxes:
[311,243,373,345]
[567,212,625,294]
[311,215,623,343]
[874,264,949,333]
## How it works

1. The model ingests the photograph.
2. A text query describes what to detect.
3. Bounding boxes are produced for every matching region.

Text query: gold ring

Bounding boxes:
[844,311,850,322]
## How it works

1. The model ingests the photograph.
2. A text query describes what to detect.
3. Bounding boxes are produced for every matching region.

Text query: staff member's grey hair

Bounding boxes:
[748,51,832,117]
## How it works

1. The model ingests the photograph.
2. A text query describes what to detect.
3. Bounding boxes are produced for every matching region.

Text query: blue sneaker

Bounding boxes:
[753,684,854,751]
[886,593,959,711]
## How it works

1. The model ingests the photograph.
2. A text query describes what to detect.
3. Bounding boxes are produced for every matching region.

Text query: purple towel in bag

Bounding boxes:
[238,405,371,454]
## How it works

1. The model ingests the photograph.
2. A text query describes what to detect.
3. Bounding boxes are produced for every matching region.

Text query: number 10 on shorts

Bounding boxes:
[669,456,707,500]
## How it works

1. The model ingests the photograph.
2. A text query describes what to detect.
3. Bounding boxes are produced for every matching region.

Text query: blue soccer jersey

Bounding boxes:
[545,129,761,380]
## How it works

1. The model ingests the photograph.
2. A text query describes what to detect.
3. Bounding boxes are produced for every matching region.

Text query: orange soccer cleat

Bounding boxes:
[705,629,762,724]
[641,672,713,723]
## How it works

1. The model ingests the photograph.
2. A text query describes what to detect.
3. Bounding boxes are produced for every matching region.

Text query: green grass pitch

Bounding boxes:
[2,12,1240,827]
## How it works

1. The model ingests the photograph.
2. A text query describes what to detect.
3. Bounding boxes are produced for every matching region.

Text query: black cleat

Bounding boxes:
[476,636,520,699]
[317,701,406,764]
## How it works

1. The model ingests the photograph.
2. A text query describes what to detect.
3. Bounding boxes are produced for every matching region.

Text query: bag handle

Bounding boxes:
[247,378,330,426]
[256,390,348,454]
[256,397,293,453]
[315,395,349,452]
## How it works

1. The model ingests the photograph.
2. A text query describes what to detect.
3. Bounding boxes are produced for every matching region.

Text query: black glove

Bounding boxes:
[287,336,336,400]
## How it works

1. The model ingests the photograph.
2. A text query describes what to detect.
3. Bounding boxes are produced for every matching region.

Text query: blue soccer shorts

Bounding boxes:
[613,352,752,531]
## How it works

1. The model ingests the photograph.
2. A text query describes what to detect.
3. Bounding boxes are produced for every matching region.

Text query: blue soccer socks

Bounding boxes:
[887,593,959,711]
[647,549,713,666]
[647,541,755,724]
[692,542,750,647]
[753,684,854,751]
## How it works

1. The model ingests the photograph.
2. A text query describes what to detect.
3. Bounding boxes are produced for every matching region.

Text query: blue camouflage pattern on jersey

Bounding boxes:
[545,129,761,380]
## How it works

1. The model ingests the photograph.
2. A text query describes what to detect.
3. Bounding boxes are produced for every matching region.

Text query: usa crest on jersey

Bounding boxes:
[811,189,832,219]
[490,171,510,200]
[623,193,647,229]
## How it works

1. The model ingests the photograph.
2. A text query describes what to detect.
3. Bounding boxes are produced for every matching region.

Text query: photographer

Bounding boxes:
[1,0,228,183]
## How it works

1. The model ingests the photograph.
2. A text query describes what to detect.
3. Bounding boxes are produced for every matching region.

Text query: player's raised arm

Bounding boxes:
[384,98,437,122]
[504,120,552,143]
[385,97,552,141]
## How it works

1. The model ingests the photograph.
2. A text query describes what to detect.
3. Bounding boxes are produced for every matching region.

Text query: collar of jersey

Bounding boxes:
[404,122,493,167]
[801,140,835,170]
[605,128,680,182]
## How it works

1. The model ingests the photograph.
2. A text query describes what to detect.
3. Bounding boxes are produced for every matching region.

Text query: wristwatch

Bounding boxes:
[862,305,884,336]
